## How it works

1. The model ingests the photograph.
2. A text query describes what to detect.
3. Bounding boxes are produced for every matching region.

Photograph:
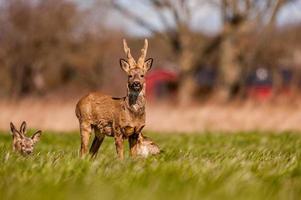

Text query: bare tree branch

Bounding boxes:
[112,1,159,35]
[267,0,286,27]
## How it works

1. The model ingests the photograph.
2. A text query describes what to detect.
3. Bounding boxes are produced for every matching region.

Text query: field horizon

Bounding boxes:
[1,98,301,133]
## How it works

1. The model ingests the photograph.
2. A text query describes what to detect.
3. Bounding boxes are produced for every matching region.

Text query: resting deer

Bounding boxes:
[10,121,42,155]
[76,39,153,159]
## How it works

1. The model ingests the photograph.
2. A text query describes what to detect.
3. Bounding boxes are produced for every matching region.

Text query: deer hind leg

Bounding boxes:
[89,128,105,159]
[79,122,92,157]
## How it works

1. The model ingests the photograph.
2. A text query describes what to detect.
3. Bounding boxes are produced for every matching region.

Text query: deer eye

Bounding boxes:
[140,75,144,78]
[129,75,133,78]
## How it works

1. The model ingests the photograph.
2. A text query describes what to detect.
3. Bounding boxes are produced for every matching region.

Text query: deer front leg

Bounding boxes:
[129,126,145,157]
[114,133,124,160]
[79,122,92,157]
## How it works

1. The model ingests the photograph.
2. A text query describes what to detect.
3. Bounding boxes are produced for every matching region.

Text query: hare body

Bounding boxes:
[136,135,160,157]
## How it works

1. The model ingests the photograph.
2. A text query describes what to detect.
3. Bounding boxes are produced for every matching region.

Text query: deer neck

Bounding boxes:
[125,88,146,115]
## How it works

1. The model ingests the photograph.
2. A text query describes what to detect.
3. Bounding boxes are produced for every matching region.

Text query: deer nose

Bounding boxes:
[133,81,141,87]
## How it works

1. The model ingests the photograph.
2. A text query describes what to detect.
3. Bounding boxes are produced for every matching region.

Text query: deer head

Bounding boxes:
[120,39,153,94]
[10,121,42,155]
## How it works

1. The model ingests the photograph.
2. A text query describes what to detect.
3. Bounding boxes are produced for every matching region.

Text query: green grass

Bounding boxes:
[1,131,301,200]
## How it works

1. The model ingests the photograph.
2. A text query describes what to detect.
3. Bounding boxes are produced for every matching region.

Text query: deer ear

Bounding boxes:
[31,130,42,143]
[144,58,153,72]
[120,59,130,73]
[10,122,23,138]
[20,121,27,134]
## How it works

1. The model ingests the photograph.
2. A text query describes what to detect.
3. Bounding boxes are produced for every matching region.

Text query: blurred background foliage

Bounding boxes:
[0,0,300,104]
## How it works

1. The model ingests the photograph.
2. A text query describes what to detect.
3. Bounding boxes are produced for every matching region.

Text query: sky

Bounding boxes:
[77,0,301,36]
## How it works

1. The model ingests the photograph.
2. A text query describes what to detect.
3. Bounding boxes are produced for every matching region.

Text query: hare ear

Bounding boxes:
[138,132,144,141]
[10,122,23,138]
[31,130,42,143]
[20,121,27,134]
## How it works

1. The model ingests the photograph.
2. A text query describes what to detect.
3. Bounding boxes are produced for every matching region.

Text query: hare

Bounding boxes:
[10,121,42,155]
[130,133,161,157]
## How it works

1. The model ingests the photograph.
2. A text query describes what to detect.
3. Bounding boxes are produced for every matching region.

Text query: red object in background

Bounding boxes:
[146,69,178,100]
[247,86,273,101]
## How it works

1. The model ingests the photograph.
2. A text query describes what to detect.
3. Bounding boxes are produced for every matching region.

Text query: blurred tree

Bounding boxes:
[0,0,121,97]
[112,0,297,103]
[215,0,293,99]
[0,0,79,96]
[112,0,208,105]
[0,0,299,100]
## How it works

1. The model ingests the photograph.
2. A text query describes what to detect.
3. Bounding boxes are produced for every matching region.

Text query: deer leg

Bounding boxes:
[79,122,92,157]
[114,134,124,160]
[129,133,139,157]
[89,129,105,159]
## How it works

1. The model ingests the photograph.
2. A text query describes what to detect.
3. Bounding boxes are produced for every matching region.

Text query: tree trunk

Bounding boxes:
[10,64,35,97]
[218,24,242,100]
[177,43,197,106]
[178,73,196,105]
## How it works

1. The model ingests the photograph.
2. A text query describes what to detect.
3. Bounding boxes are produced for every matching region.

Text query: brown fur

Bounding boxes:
[130,134,160,157]
[10,121,42,155]
[76,39,153,159]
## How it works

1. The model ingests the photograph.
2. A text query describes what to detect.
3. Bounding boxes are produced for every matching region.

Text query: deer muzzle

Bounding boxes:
[129,81,142,92]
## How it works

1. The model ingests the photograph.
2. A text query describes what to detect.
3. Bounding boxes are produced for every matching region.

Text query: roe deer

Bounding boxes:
[10,121,42,155]
[76,39,153,159]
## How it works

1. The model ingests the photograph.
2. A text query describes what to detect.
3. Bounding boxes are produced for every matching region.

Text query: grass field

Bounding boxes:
[1,131,301,200]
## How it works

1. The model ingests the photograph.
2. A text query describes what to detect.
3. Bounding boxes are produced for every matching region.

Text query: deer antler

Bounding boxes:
[123,39,136,66]
[137,39,148,67]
